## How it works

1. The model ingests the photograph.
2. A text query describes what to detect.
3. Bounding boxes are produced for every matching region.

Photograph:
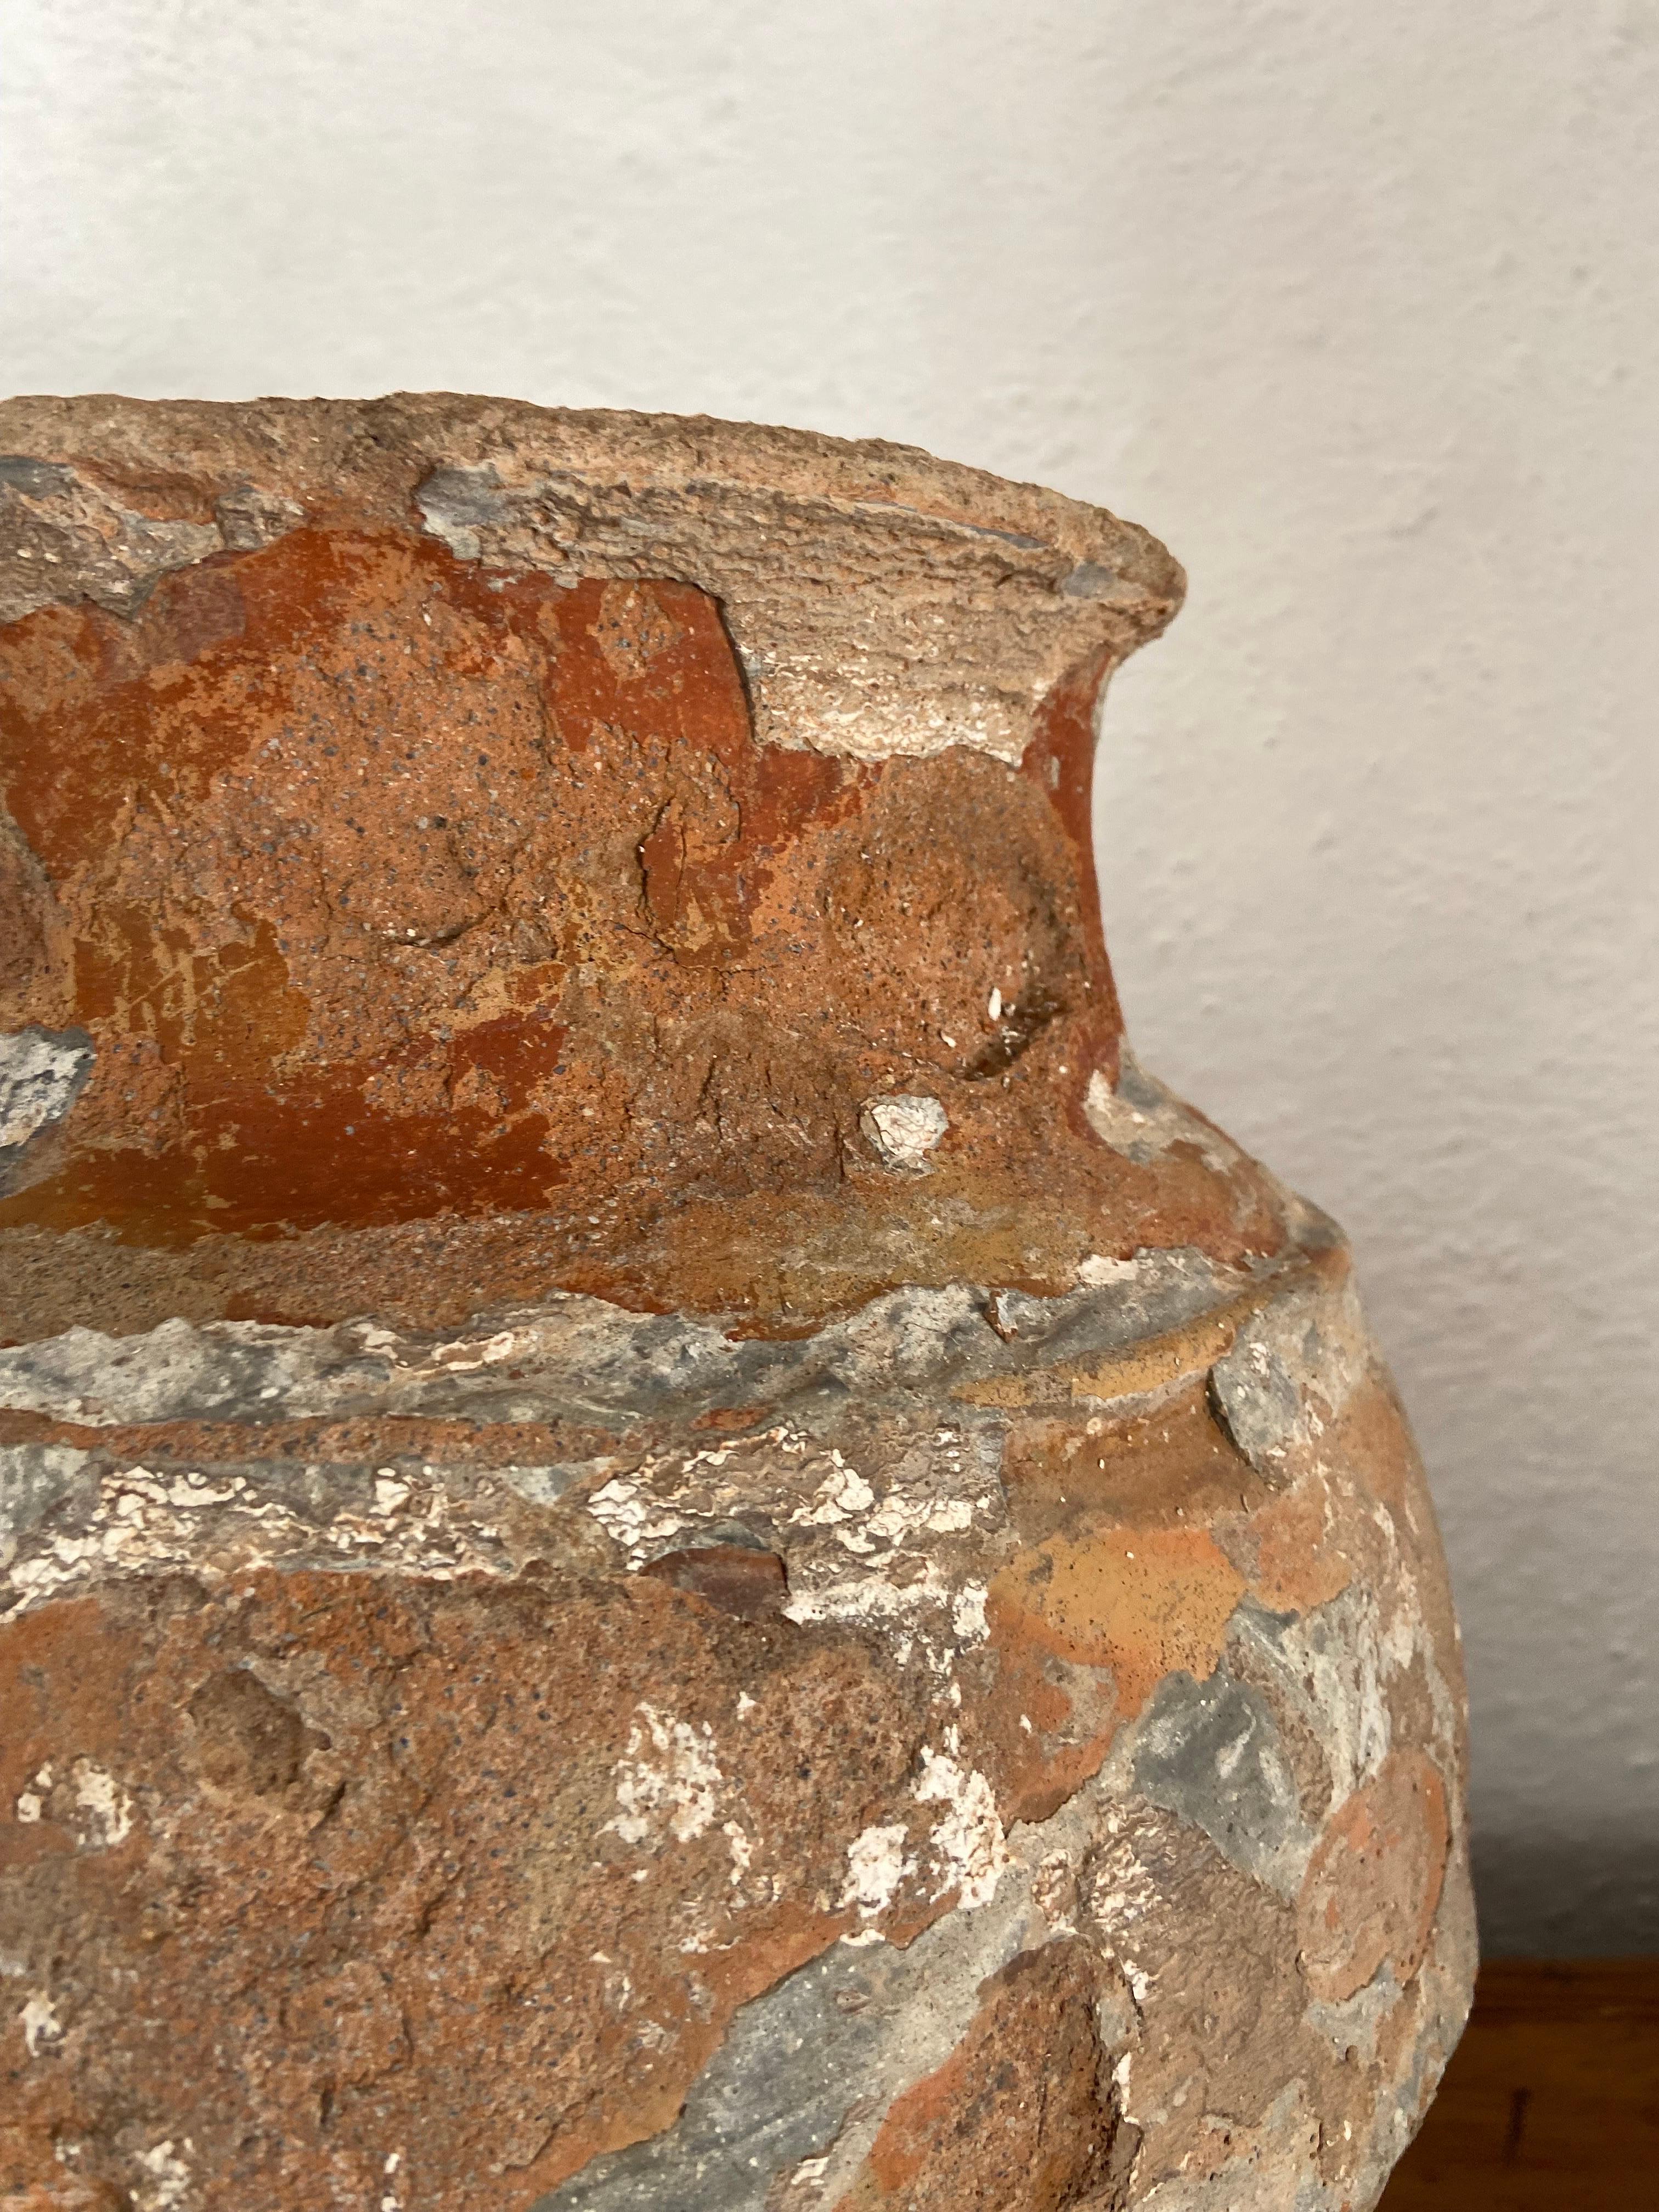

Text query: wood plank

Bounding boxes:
[1380,1958,1659,2209]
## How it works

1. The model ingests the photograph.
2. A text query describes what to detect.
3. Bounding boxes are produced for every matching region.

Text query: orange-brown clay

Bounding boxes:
[0,398,1471,2212]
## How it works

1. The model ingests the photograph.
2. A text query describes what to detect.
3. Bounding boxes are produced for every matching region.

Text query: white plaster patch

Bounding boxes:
[859,1093,949,1172]
[586,1475,690,1564]
[780,1558,961,1657]
[20,1989,63,2057]
[13,1759,132,1848]
[1,1462,515,1622]
[723,1820,754,1886]
[581,1419,1000,1679]
[428,1328,524,1372]
[840,1822,913,1917]
[69,1758,132,1849]
[1032,1850,1079,1935]
[951,1581,989,1645]
[1077,1252,1140,1288]
[605,1705,724,1848]
[134,2138,194,2212]
[1087,1809,1161,1940]
[805,1465,876,1524]
[915,1742,1009,1909]
[856,1466,992,1553]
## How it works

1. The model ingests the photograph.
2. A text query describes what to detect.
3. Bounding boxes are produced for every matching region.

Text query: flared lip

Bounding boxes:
[0,388,1186,629]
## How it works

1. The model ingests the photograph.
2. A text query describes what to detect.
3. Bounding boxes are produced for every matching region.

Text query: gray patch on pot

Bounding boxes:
[0,1250,1252,1433]
[0,1029,94,1152]
[415,464,508,564]
[1208,1277,1370,1478]
[0,455,75,498]
[0,462,221,622]
[214,484,305,551]
[1083,1048,1239,1172]
[1228,1585,1402,1818]
[1132,1667,1311,1897]
[533,1854,1044,2212]
[1207,1336,1306,1474]
[496,1463,587,1509]
[1059,560,1124,599]
[1,1028,95,1195]
[0,1442,97,1568]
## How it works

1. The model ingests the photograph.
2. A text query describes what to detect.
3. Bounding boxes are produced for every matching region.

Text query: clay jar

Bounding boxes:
[0,398,1473,2212]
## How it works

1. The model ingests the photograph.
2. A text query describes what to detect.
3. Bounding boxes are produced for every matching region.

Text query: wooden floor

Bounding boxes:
[1379,1959,1659,2209]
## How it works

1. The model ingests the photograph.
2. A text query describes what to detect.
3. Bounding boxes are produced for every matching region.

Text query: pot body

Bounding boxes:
[0,399,1472,2212]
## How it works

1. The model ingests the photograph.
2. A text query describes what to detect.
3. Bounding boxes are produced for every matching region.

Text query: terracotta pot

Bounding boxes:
[0,398,1472,2212]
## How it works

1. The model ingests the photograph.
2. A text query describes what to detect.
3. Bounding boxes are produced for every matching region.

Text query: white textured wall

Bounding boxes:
[4,0,1655,1951]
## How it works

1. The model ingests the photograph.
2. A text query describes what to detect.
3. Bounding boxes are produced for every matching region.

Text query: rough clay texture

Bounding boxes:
[0,399,1472,2212]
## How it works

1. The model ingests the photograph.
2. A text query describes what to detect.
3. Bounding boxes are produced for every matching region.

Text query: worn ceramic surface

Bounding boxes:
[0,398,1471,2212]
